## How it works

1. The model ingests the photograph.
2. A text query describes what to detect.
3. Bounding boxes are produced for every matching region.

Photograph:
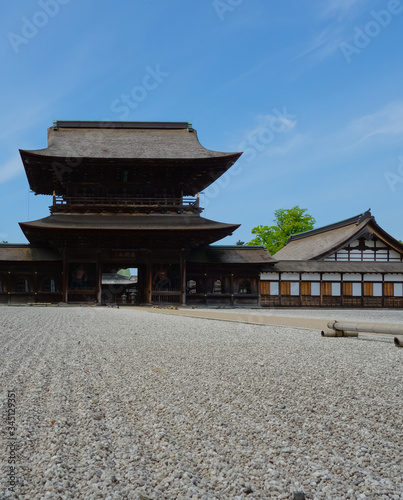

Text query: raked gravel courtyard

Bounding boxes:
[1,306,402,499]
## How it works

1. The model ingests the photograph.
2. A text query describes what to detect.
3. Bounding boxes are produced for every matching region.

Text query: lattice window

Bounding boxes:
[16,277,29,292]
[213,279,222,294]
[238,280,251,294]
[42,278,56,293]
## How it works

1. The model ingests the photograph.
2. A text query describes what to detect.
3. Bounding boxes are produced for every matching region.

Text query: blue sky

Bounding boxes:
[1,0,403,246]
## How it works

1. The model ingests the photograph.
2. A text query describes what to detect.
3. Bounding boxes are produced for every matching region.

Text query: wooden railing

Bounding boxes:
[51,196,201,214]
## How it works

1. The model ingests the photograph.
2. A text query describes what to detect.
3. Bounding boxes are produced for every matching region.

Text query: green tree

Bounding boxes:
[1,240,8,244]
[247,206,316,254]
[236,240,245,246]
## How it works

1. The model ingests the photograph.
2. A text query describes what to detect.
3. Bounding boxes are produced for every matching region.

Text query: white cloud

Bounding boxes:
[266,133,309,156]
[298,26,346,62]
[245,112,297,139]
[347,101,403,147]
[299,0,380,62]
[321,0,369,21]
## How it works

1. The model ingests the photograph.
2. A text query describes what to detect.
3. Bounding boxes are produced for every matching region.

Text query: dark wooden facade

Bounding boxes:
[0,246,62,305]
[1,121,274,306]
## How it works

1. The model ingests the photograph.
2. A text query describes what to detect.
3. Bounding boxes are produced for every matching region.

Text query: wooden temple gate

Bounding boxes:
[3,120,272,306]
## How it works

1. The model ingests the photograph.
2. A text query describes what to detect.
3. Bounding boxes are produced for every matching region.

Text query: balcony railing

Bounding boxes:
[50,196,202,214]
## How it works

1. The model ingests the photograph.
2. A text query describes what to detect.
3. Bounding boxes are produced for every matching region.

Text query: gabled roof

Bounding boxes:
[273,210,403,260]
[187,245,276,265]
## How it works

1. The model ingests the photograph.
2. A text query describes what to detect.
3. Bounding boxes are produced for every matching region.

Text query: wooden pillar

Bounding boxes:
[34,270,38,304]
[257,273,261,307]
[62,249,68,303]
[319,272,323,307]
[341,274,344,308]
[146,261,153,305]
[230,272,234,306]
[96,254,102,304]
[180,251,186,305]
[203,270,208,306]
[7,270,11,304]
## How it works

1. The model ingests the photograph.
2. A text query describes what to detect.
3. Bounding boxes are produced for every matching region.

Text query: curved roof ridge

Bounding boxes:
[52,120,192,130]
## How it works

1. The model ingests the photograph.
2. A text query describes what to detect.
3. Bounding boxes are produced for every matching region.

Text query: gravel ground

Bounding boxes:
[1,306,402,499]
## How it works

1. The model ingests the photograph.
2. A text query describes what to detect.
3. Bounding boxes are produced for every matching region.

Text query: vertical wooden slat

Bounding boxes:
[363,282,373,296]
[260,281,270,295]
[384,282,394,296]
[301,281,311,296]
[280,281,290,295]
[343,282,352,296]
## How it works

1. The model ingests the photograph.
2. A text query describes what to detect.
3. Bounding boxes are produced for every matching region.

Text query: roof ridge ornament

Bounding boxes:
[356,208,372,225]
